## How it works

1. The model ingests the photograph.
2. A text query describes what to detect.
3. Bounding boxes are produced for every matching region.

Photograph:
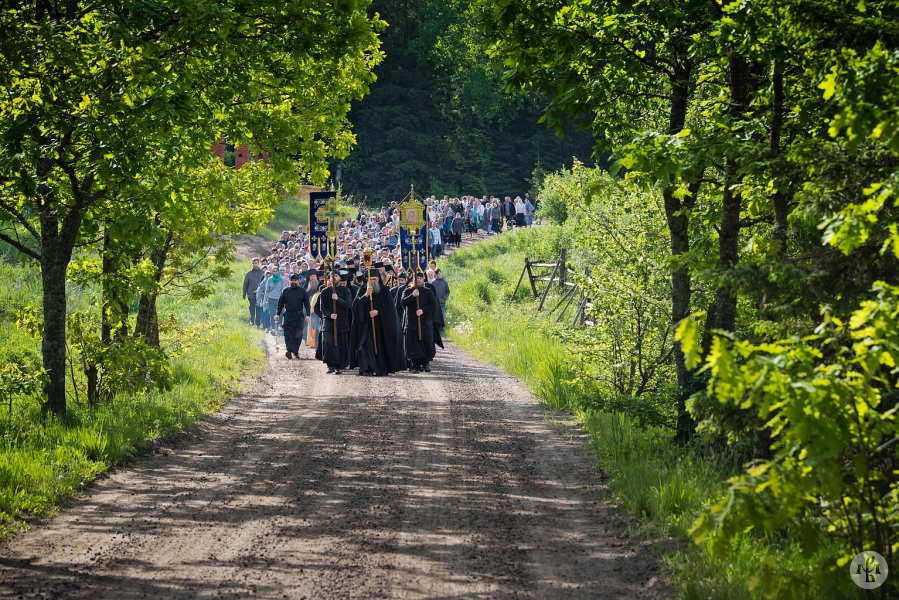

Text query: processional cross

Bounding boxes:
[399,185,426,340]
[315,199,347,240]
[315,197,348,345]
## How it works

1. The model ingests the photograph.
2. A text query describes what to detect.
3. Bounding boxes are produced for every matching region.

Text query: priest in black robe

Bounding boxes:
[390,271,408,369]
[319,271,354,374]
[421,277,444,371]
[400,271,439,373]
[350,270,403,376]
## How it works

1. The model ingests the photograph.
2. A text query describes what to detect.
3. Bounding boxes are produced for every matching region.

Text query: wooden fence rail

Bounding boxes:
[510,249,592,326]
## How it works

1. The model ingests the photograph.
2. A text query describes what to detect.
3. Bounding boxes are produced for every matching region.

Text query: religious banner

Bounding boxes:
[308,191,336,259]
[399,202,428,272]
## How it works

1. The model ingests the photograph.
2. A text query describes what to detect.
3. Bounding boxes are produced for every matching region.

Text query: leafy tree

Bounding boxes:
[487,0,899,589]
[676,0,899,593]
[562,166,675,406]
[481,0,721,442]
[0,0,383,414]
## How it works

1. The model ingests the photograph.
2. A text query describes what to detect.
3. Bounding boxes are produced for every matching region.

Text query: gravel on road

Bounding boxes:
[0,335,666,599]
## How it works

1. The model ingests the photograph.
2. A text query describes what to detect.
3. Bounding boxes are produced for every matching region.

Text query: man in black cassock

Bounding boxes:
[391,271,406,311]
[319,271,353,374]
[275,273,311,360]
[390,271,408,369]
[350,269,402,376]
[400,271,439,373]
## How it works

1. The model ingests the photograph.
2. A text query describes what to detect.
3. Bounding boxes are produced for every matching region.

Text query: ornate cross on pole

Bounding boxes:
[399,185,426,340]
[315,199,346,239]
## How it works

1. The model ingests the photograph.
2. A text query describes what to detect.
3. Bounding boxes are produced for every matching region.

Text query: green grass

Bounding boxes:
[254,194,360,244]
[257,195,309,241]
[0,264,264,536]
[441,226,861,600]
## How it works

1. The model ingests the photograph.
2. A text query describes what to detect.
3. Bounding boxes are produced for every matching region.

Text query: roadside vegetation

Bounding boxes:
[461,0,898,597]
[0,258,265,537]
[255,196,310,242]
[0,186,316,537]
[443,200,865,599]
[0,0,381,538]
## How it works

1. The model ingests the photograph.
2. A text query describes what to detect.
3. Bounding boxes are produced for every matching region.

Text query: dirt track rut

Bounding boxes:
[0,335,665,599]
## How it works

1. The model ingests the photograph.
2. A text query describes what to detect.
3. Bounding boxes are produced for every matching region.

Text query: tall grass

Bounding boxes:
[441,226,861,600]
[0,265,264,536]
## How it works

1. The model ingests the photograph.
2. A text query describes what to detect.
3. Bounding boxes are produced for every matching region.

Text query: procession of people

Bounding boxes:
[256,261,444,376]
[238,192,537,376]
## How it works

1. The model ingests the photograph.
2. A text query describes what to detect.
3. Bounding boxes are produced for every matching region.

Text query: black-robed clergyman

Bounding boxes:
[350,268,403,376]
[276,273,311,360]
[319,271,353,374]
[400,271,438,374]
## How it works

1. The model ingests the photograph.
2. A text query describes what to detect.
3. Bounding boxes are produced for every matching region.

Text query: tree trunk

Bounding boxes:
[38,200,84,416]
[134,294,160,347]
[101,230,129,346]
[769,62,787,255]
[40,248,69,415]
[663,64,699,445]
[35,145,89,415]
[713,52,751,334]
[133,230,172,348]
[754,60,786,462]
[85,364,99,407]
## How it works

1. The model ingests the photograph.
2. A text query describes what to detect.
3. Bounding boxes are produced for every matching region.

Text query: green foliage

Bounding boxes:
[0,0,384,413]
[0,348,44,424]
[0,267,264,536]
[680,280,899,597]
[340,0,594,203]
[445,226,855,598]
[482,0,899,593]
[565,166,677,400]
[533,166,573,224]
[67,310,174,400]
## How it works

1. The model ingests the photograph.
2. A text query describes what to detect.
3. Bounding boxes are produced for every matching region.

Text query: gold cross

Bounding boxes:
[315,198,348,236]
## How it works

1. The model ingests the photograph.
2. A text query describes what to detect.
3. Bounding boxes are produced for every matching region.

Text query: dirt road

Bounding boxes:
[0,336,665,599]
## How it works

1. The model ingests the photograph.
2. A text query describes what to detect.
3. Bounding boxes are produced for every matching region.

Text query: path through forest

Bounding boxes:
[0,327,666,599]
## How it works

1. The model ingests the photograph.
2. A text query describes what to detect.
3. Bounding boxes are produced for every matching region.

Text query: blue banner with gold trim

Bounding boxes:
[308,191,336,259]
[399,206,429,271]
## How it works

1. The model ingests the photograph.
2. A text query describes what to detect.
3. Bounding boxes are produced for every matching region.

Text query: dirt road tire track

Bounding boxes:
[0,336,667,599]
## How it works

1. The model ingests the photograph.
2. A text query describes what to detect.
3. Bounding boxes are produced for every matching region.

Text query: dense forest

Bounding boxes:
[339,0,596,203]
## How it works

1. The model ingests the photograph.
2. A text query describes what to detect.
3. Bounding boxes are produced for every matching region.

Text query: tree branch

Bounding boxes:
[0,198,42,241]
[0,230,41,260]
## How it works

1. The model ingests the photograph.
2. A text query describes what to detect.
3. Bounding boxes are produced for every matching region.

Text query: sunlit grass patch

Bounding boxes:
[257,195,309,241]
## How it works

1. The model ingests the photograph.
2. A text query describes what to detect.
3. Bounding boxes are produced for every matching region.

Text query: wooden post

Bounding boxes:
[370,292,377,355]
[572,292,587,326]
[556,285,579,323]
[526,260,539,298]
[511,258,529,303]
[558,248,567,291]
[549,283,578,315]
[537,259,559,311]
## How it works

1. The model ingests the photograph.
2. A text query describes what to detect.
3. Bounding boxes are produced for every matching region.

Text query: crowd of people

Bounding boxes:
[427,193,537,256]
[259,265,443,375]
[241,192,539,375]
